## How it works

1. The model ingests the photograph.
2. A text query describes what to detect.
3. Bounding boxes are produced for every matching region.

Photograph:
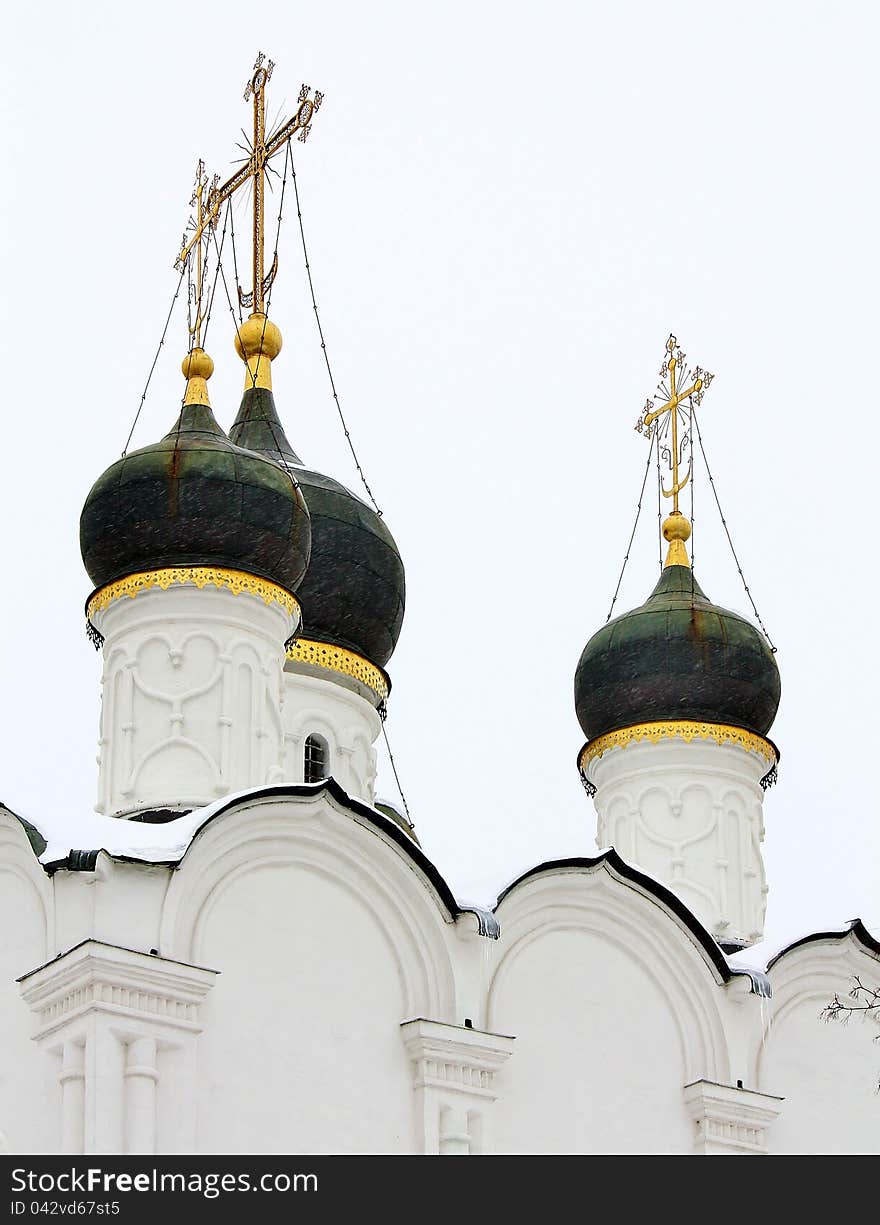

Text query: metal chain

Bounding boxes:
[229,193,244,327]
[125,172,232,461]
[121,263,187,456]
[381,719,413,827]
[289,157,384,516]
[200,201,230,351]
[606,431,656,622]
[692,408,777,651]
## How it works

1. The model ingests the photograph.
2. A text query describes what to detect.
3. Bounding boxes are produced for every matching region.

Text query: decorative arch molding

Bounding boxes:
[133,629,223,687]
[720,785,749,810]
[158,792,456,1019]
[489,860,729,1083]
[283,705,340,743]
[282,676,381,744]
[131,734,219,782]
[636,781,676,808]
[0,813,53,963]
[752,932,880,1087]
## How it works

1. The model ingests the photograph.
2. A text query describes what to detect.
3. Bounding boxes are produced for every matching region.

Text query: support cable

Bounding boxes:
[200,201,231,351]
[381,719,413,827]
[121,264,187,456]
[692,408,777,651]
[289,157,384,516]
[252,139,291,387]
[606,432,656,623]
[256,141,312,499]
[229,188,244,327]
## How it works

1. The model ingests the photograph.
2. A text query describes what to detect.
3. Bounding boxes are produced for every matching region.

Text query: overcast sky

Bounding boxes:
[2,1,877,949]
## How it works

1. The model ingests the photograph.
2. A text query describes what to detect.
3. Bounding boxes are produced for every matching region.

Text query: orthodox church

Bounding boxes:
[1,59,877,1157]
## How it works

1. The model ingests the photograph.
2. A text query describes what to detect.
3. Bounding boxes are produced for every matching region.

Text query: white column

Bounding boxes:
[438,1105,470,1155]
[59,1040,85,1155]
[85,1022,125,1153]
[588,735,771,947]
[19,941,216,1155]
[124,1036,159,1155]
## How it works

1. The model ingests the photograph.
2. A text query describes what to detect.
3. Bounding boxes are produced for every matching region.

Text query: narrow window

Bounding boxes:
[304,733,329,784]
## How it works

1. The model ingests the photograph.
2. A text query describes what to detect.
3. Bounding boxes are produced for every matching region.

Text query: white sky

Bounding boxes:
[2,1,877,948]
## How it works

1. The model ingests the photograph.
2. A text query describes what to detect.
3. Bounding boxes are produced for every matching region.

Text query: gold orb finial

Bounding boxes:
[235,313,283,390]
[662,511,692,569]
[181,346,214,407]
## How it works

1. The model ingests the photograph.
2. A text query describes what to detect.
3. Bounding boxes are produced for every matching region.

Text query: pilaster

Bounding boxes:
[19,940,217,1154]
[683,1079,783,1154]
[400,1019,514,1155]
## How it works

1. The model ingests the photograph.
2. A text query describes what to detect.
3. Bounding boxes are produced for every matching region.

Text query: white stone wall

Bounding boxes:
[0,811,55,1154]
[92,585,296,816]
[588,736,770,947]
[487,866,721,1153]
[3,794,877,1155]
[754,936,880,1154]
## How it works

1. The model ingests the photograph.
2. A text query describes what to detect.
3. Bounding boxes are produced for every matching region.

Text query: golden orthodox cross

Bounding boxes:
[637,334,713,515]
[176,53,323,316]
[184,159,219,349]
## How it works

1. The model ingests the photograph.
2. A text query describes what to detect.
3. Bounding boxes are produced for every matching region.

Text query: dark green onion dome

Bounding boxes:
[229,386,405,668]
[575,564,780,741]
[80,351,310,594]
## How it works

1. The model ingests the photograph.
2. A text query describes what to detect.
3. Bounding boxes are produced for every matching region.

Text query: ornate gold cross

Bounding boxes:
[176,53,322,317]
[184,159,219,350]
[636,335,714,567]
[177,159,221,408]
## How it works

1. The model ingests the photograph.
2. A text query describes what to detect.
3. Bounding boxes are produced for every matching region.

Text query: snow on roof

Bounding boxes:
[727,917,880,974]
[34,788,271,866]
[9,793,879,970]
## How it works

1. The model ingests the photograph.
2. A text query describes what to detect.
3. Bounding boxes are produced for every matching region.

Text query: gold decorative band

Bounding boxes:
[87,566,300,619]
[286,637,389,704]
[579,720,777,771]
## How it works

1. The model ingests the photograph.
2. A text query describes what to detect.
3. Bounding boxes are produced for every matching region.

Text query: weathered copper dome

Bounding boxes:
[80,391,310,595]
[575,564,780,741]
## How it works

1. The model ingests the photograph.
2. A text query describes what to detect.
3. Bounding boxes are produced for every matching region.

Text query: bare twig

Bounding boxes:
[820,976,880,1092]
[821,976,880,1027]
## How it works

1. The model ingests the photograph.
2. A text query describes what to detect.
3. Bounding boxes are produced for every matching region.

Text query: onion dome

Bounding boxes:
[80,346,311,595]
[575,514,780,743]
[228,321,405,670]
